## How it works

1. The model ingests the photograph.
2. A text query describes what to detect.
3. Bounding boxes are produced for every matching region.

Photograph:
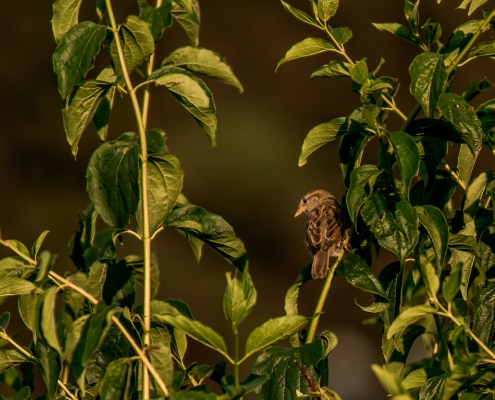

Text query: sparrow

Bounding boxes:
[295,189,349,279]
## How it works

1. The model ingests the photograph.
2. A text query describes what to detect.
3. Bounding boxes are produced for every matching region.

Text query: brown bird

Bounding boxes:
[295,189,349,279]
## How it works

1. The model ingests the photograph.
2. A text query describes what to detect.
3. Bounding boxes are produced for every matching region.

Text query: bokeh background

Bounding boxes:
[1,0,495,398]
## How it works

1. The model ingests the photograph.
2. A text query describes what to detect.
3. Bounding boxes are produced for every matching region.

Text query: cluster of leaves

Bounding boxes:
[275,0,495,398]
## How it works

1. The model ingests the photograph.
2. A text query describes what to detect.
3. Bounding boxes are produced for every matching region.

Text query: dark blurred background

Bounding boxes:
[1,0,495,398]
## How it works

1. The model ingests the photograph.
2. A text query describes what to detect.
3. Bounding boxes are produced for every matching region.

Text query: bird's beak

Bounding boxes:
[294,206,305,217]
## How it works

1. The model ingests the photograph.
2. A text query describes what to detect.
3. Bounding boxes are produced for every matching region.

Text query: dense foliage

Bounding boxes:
[3,0,495,399]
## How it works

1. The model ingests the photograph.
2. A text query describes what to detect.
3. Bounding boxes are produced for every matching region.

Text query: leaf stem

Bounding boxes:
[432,314,454,370]
[306,241,348,344]
[104,0,153,396]
[441,160,466,190]
[47,270,170,397]
[58,380,78,400]
[234,330,240,389]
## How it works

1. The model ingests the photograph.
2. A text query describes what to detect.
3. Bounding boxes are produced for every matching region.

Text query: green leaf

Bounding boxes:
[18,292,38,332]
[172,0,200,46]
[311,61,351,79]
[276,38,336,71]
[403,368,445,389]
[361,194,419,264]
[163,204,247,270]
[36,343,60,400]
[350,59,368,85]
[409,52,447,117]
[469,41,495,59]
[162,46,243,92]
[298,117,367,166]
[442,261,462,303]
[31,230,50,261]
[464,171,495,234]
[87,261,107,301]
[472,283,495,346]
[387,305,437,339]
[330,27,351,44]
[53,21,106,99]
[0,278,35,298]
[337,252,387,297]
[0,387,31,400]
[477,99,495,135]
[65,314,90,364]
[92,66,117,141]
[138,0,173,41]
[137,153,184,236]
[99,358,130,400]
[418,374,446,399]
[438,93,483,154]
[253,339,327,400]
[102,259,136,308]
[423,22,442,45]
[108,15,154,78]
[149,344,174,392]
[223,266,257,330]
[151,66,217,145]
[318,0,339,21]
[340,129,374,187]
[0,350,29,374]
[443,19,484,54]
[372,22,422,46]
[40,286,61,354]
[152,314,229,359]
[52,0,82,43]
[280,0,319,28]
[458,0,489,15]
[390,132,420,200]
[415,206,449,265]
[371,364,411,397]
[245,315,308,358]
[63,79,114,156]
[83,228,124,268]
[87,133,140,228]
[416,248,440,300]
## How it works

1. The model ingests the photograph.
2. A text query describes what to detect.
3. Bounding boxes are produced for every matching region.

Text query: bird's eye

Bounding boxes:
[303,199,307,204]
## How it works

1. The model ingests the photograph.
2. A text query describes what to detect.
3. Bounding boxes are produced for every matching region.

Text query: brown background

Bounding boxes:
[1,0,494,398]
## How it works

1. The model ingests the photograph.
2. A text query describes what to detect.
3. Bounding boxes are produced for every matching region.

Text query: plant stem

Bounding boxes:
[441,160,466,190]
[234,330,240,389]
[58,380,78,400]
[399,103,422,133]
[141,0,163,128]
[104,1,153,397]
[432,314,454,370]
[47,270,170,397]
[306,248,346,344]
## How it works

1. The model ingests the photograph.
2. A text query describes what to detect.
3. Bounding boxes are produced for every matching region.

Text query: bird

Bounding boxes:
[295,189,350,279]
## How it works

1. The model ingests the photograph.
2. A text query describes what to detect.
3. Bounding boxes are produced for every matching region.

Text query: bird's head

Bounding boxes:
[294,189,336,217]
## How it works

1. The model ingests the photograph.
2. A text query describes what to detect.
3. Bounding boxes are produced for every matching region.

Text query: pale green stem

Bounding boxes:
[104,1,153,397]
[234,330,240,389]
[58,380,78,400]
[441,160,466,190]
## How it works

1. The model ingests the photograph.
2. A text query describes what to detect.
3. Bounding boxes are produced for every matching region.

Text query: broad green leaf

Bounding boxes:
[223,266,257,330]
[450,249,475,300]
[162,46,243,92]
[87,133,140,228]
[163,204,247,270]
[403,368,445,389]
[371,364,411,397]
[245,315,308,358]
[443,19,484,54]
[477,99,495,135]
[416,248,440,300]
[138,0,173,41]
[472,283,495,345]
[92,66,117,141]
[0,350,29,374]
[83,228,124,268]
[415,206,449,265]
[0,278,35,298]
[152,314,229,358]
[63,79,113,156]
[469,41,495,59]
[299,117,367,166]
[373,22,422,46]
[151,67,217,144]
[1,240,30,260]
[108,15,154,78]
[340,130,374,187]
[337,252,387,297]
[387,305,437,339]
[409,52,447,117]
[18,292,38,332]
[280,0,319,28]
[318,0,339,21]
[423,22,442,45]
[311,61,351,79]
[149,344,173,392]
[361,194,419,264]
[276,38,336,71]
[438,93,483,154]
[40,286,61,353]
[458,144,479,192]
[137,153,184,235]
[86,261,107,301]
[65,314,90,364]
[464,171,495,233]
[458,0,489,15]
[99,358,129,400]
[442,261,462,302]
[0,257,31,280]
[480,224,495,273]
[53,21,106,99]
[330,27,351,44]
[31,230,50,261]
[147,129,168,154]
[36,343,60,400]
[390,131,420,200]
[52,0,82,43]
[172,0,200,46]
[350,59,368,85]
[253,339,327,400]
[407,118,464,144]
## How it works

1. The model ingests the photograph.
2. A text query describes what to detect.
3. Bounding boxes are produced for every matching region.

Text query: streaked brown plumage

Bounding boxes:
[295,189,349,279]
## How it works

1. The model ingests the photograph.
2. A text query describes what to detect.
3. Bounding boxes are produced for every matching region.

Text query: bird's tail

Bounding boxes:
[312,250,331,279]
